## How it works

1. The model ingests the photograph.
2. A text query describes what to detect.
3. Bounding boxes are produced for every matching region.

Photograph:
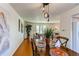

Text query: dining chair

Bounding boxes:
[31,38,40,56]
[56,36,69,47]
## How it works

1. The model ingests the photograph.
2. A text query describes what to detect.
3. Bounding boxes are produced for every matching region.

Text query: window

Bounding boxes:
[36,25,46,34]
[36,25,39,33]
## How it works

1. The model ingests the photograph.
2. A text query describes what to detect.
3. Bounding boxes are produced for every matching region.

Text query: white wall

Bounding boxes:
[0,3,24,56]
[54,5,79,49]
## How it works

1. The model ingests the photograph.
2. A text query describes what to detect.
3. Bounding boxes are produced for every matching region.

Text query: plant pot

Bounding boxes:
[45,38,50,55]
[26,35,30,39]
[45,38,50,45]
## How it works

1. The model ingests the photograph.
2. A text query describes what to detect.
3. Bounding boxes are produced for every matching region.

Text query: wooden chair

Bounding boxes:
[31,38,40,56]
[56,36,69,47]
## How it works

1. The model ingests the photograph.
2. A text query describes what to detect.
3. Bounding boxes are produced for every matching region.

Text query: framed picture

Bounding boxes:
[18,19,20,32]
[21,22,23,33]
[0,12,9,54]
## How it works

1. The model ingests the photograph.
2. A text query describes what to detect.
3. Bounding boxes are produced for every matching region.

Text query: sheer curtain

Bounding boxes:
[36,25,46,34]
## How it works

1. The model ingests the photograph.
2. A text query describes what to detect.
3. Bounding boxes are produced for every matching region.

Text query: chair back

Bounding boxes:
[56,36,69,47]
[31,38,39,56]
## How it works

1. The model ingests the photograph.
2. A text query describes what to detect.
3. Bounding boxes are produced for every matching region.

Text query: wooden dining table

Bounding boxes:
[34,39,79,56]
[50,46,79,56]
[58,46,79,56]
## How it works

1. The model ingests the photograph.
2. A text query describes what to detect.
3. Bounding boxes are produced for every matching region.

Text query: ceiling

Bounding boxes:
[10,3,78,23]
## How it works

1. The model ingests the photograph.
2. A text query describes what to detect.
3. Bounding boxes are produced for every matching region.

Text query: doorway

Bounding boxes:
[72,15,79,53]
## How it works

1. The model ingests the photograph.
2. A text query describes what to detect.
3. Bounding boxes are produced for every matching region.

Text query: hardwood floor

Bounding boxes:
[13,39,33,56]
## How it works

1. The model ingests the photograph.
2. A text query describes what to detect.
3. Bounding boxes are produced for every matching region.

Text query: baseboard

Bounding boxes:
[11,39,24,56]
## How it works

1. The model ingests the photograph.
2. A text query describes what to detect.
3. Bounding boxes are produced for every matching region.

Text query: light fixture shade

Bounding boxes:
[44,12,48,18]
[44,12,49,18]
[42,3,50,21]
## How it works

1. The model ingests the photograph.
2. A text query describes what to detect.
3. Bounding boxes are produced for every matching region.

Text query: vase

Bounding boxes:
[45,38,50,55]
[45,38,50,45]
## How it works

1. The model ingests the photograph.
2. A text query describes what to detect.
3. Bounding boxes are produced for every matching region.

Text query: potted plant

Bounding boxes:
[44,28,53,44]
[44,28,53,55]
[25,24,32,39]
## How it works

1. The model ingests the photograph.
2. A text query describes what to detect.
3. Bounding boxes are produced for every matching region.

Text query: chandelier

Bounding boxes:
[42,3,49,21]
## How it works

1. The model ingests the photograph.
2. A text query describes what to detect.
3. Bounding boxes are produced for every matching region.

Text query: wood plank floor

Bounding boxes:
[13,39,33,56]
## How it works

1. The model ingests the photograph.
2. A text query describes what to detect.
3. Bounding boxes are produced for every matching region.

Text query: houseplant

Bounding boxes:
[44,28,53,55]
[44,28,53,44]
[25,24,32,39]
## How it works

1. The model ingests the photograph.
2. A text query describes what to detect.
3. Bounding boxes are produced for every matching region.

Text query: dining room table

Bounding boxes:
[34,38,79,56]
[50,46,79,56]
